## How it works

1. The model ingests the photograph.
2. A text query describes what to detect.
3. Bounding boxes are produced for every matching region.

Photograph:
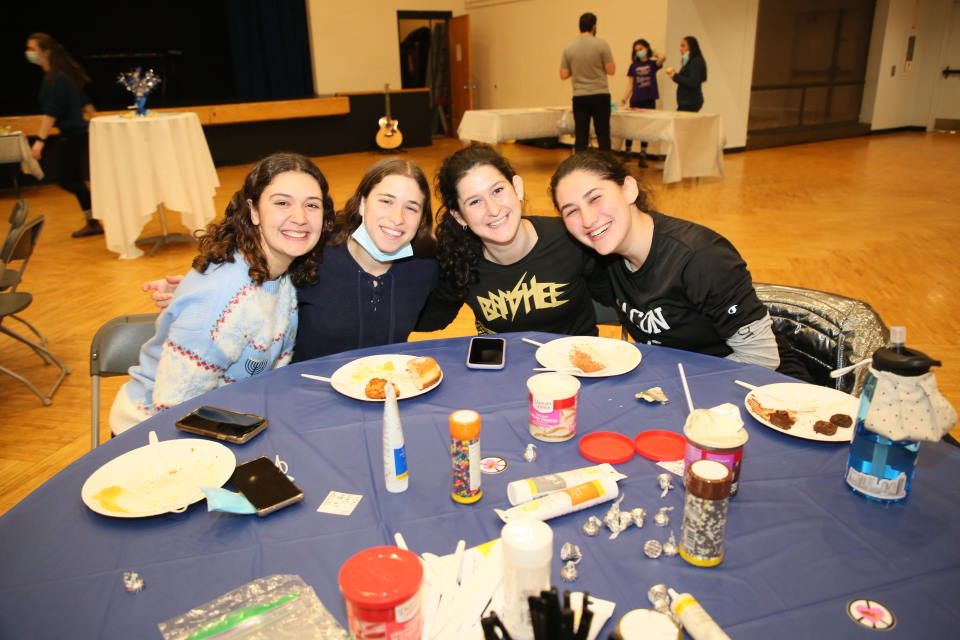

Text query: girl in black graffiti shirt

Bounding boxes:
[415,143,606,335]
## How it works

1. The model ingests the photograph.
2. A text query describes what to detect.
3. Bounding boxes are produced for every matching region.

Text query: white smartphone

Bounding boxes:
[466,336,507,370]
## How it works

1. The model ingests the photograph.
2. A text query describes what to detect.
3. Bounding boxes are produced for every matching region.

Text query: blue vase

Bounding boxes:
[135,96,147,116]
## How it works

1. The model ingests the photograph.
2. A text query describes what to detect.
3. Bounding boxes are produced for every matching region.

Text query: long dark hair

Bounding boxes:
[435,143,521,297]
[549,149,653,213]
[682,35,707,80]
[328,158,435,257]
[193,153,335,287]
[28,32,90,88]
[630,38,652,60]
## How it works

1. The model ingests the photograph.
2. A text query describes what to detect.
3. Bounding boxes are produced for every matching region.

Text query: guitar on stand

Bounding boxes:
[375,83,404,151]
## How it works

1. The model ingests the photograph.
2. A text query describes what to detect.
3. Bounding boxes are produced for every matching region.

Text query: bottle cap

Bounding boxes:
[685,459,732,500]
[501,520,553,569]
[338,546,423,613]
[450,410,481,439]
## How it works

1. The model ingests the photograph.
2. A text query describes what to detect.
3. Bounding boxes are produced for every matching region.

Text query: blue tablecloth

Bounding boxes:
[2,333,959,638]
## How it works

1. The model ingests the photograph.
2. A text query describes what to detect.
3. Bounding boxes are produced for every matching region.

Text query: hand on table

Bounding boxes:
[142,275,184,309]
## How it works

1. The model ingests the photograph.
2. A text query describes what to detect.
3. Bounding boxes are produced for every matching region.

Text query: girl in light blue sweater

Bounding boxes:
[110,153,335,434]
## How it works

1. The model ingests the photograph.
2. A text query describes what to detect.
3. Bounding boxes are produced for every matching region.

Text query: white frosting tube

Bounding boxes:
[506,463,627,506]
[495,477,620,523]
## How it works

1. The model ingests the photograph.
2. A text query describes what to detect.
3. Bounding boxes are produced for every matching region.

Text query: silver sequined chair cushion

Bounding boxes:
[755,283,888,396]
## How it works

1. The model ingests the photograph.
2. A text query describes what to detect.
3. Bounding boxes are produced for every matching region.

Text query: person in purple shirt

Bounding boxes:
[620,38,665,167]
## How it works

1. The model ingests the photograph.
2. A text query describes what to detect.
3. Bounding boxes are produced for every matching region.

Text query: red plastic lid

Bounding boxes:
[634,430,686,461]
[579,431,636,464]
[338,546,423,610]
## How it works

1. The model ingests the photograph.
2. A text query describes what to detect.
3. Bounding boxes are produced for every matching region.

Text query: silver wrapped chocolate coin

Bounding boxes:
[123,571,144,593]
[523,443,538,462]
[643,539,663,558]
[662,531,678,556]
[658,473,674,498]
[560,560,580,582]
[582,515,603,536]
[635,387,669,404]
[560,542,583,563]
[654,506,674,527]
[631,507,646,528]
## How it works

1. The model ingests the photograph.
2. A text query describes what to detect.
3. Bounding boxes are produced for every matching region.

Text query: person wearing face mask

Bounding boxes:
[111,153,334,434]
[415,143,607,336]
[24,33,101,237]
[666,35,707,112]
[620,38,665,166]
[143,158,440,361]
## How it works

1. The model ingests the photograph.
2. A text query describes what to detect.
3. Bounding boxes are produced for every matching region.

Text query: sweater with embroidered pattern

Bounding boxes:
[118,254,297,418]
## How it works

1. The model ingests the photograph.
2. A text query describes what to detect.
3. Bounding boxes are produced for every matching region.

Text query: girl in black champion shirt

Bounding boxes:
[550,150,784,370]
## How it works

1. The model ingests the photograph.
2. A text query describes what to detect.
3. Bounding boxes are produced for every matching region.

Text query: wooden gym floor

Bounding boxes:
[1,132,957,516]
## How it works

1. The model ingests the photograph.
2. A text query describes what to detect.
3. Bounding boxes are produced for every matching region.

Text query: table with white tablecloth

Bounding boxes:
[89,112,219,259]
[0,131,44,191]
[458,107,725,184]
[558,108,725,184]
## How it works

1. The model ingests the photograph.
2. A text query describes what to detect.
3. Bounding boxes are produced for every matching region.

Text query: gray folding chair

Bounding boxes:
[1,289,70,405]
[1,216,48,346]
[89,314,158,449]
[0,201,31,291]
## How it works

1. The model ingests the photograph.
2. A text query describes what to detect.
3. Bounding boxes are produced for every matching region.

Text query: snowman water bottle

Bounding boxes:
[845,326,944,503]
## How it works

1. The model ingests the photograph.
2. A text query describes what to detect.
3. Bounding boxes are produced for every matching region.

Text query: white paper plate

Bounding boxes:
[534,336,642,377]
[81,438,236,517]
[744,383,859,442]
[329,354,442,402]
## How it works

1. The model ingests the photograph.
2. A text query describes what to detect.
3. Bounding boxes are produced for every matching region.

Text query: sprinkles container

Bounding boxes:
[450,410,482,504]
[678,459,732,567]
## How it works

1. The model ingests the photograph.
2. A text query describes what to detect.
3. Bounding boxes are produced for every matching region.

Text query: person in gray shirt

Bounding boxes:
[560,12,616,151]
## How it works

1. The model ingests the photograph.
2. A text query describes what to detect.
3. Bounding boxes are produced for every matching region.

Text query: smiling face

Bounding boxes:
[360,174,425,254]
[451,164,525,249]
[249,170,326,279]
[554,169,640,256]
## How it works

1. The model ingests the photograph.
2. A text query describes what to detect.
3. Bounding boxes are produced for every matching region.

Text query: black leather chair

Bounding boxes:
[755,283,888,395]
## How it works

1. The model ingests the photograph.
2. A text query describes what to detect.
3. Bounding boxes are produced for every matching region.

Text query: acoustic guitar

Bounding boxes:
[375,83,403,150]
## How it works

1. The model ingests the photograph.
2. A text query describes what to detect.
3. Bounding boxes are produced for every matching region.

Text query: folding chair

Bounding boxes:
[0,201,30,291]
[0,290,70,405]
[0,216,47,345]
[89,314,158,449]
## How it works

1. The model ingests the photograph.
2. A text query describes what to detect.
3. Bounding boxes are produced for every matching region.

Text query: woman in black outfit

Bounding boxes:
[25,33,101,237]
[667,35,707,113]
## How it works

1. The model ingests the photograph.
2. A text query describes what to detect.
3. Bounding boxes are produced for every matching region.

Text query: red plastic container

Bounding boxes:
[338,545,423,639]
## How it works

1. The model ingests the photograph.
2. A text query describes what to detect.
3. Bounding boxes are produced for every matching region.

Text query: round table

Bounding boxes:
[1,333,958,638]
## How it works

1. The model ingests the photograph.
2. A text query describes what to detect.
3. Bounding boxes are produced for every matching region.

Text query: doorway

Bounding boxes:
[397,11,453,136]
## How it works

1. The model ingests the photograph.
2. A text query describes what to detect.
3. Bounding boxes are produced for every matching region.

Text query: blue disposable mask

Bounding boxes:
[25,51,42,65]
[682,52,690,66]
[351,219,413,262]
[635,49,647,60]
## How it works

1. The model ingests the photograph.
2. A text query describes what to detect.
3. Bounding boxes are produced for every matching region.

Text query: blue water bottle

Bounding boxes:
[845,327,941,502]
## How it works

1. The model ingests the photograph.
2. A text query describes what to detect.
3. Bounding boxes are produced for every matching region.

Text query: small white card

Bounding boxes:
[316,491,363,515]
[657,459,685,476]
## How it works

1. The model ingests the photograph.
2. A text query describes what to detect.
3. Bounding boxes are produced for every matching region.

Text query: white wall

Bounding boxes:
[467,0,668,110]
[306,1,466,95]
[664,0,759,148]
[862,0,953,129]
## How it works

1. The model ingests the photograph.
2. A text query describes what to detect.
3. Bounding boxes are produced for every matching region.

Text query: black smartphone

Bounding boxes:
[466,336,507,370]
[230,457,304,517]
[175,406,268,444]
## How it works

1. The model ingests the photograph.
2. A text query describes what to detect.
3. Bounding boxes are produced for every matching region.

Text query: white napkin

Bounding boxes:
[865,368,957,442]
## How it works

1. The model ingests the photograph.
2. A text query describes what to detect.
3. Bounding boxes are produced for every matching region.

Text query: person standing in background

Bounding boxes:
[621,38,665,166]
[24,33,101,237]
[560,12,616,151]
[666,35,707,112]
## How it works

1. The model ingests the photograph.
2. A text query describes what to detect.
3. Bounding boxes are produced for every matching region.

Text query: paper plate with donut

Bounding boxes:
[328,354,443,401]
[535,336,641,377]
